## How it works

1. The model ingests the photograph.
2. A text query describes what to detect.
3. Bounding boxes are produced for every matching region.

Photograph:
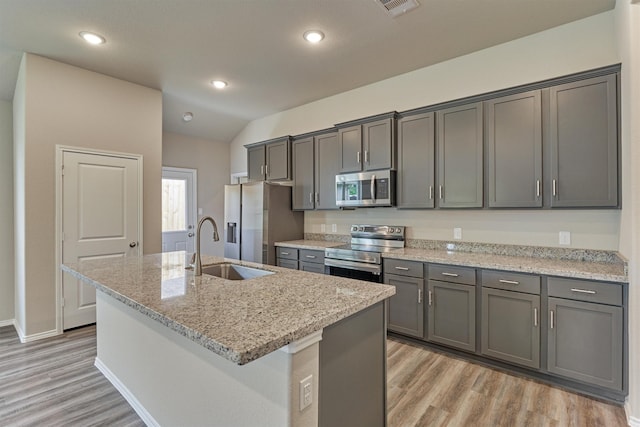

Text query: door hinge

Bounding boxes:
[61,297,65,307]
[61,164,65,176]
[61,232,65,242]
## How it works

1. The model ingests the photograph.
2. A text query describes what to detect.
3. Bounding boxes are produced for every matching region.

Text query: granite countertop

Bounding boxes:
[274,239,344,250]
[61,252,395,365]
[275,239,628,283]
[385,248,627,283]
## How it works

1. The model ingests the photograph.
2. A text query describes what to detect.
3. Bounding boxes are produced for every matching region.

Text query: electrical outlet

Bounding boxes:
[559,231,571,245]
[320,224,326,233]
[453,227,462,240]
[331,224,337,233]
[299,375,313,411]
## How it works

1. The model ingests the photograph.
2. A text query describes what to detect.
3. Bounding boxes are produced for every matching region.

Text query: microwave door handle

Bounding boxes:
[371,174,376,202]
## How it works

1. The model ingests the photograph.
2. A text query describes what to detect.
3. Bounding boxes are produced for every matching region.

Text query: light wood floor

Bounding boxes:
[0,325,628,427]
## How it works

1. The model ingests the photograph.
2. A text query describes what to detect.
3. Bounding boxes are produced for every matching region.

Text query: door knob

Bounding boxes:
[188,232,194,237]
[129,241,137,248]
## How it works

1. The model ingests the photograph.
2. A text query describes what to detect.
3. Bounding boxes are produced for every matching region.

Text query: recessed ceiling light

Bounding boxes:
[211,80,227,89]
[79,31,106,45]
[303,30,324,43]
[183,112,194,122]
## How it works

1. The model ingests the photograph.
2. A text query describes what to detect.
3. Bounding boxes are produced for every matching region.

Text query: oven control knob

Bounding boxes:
[391,227,398,233]
[358,226,364,232]
[351,226,357,232]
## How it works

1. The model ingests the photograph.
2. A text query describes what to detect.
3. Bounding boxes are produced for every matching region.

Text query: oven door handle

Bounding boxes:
[324,258,381,275]
[371,174,376,202]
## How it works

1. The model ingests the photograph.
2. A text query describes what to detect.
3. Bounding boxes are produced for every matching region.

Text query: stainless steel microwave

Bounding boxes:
[336,170,395,207]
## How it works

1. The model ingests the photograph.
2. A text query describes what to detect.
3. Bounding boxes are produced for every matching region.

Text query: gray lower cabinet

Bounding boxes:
[276,247,326,274]
[485,90,543,208]
[397,112,435,208]
[384,273,424,338]
[547,277,623,391]
[276,247,298,270]
[427,279,476,352]
[436,102,484,208]
[549,74,618,207]
[481,288,540,369]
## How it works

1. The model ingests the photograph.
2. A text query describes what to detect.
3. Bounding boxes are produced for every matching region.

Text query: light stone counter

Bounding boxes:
[274,239,344,250]
[384,248,627,283]
[62,251,395,365]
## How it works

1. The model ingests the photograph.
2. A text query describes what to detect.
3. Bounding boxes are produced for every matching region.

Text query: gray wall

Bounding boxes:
[162,131,230,256]
[13,53,163,338]
[0,100,14,324]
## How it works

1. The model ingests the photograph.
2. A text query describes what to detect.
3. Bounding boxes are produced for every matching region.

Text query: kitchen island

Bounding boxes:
[62,251,395,427]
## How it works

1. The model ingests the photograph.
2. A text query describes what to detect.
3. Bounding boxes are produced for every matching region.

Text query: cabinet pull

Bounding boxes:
[428,290,433,306]
[552,179,557,197]
[499,279,520,285]
[309,193,313,204]
[570,288,597,295]
[536,180,541,198]
[534,308,538,327]
[439,185,443,200]
[315,193,319,203]
[357,151,361,164]
[441,272,459,277]
[305,255,316,259]
[394,266,410,271]
[364,150,369,163]
[261,165,264,175]
[281,252,290,255]
[429,186,433,200]
[418,289,423,304]
[550,310,555,329]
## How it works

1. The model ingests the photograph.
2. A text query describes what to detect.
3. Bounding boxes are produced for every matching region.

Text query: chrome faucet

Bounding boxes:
[192,216,220,276]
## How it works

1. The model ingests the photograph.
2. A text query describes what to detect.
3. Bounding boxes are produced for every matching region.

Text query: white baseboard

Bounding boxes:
[16,326,60,343]
[627,400,640,427]
[0,319,15,328]
[94,357,160,427]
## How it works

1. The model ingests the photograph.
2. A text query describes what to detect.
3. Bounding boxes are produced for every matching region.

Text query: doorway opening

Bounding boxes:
[162,167,197,253]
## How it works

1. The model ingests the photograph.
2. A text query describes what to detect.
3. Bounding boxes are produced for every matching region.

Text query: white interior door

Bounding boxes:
[62,151,141,330]
[162,167,197,253]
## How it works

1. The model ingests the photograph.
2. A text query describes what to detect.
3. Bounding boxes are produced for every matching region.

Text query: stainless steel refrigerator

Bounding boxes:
[224,182,304,265]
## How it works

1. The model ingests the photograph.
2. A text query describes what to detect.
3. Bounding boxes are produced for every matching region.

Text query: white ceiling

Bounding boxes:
[0,0,615,143]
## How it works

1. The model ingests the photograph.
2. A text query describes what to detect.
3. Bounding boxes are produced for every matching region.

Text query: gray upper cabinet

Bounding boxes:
[245,137,291,182]
[292,137,315,210]
[339,125,363,173]
[437,102,484,208]
[486,91,543,208]
[247,145,265,182]
[338,116,396,173]
[315,132,340,210]
[549,74,618,207]
[397,112,435,209]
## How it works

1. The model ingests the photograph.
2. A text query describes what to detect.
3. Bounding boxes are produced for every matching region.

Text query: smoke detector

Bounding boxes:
[377,0,420,17]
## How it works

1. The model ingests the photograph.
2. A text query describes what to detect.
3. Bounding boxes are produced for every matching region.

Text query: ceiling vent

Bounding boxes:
[377,0,420,17]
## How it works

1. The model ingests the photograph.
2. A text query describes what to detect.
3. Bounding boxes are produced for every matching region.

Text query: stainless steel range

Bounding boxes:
[324,224,405,282]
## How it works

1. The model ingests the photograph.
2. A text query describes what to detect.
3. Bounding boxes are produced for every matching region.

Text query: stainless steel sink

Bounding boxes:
[200,263,274,280]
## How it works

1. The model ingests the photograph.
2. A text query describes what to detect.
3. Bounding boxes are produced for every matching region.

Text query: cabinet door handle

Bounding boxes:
[550,310,555,329]
[418,289,423,304]
[499,279,520,285]
[536,180,541,198]
[429,186,433,200]
[305,255,316,259]
[265,164,269,176]
[357,151,361,164]
[534,308,538,327]
[428,290,433,306]
[394,266,410,271]
[364,150,369,164]
[552,179,557,197]
[315,193,319,203]
[261,165,264,175]
[570,288,597,295]
[439,185,443,200]
[281,252,290,255]
[309,193,313,204]
[441,272,459,277]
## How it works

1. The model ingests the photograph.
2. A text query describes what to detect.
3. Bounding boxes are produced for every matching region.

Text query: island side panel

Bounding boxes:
[94,292,307,427]
[318,301,387,427]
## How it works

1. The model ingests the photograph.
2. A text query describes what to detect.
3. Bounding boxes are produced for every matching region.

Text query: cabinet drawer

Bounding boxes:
[481,270,540,295]
[276,247,298,260]
[277,259,298,270]
[299,261,325,274]
[384,259,424,278]
[299,249,324,264]
[428,264,476,285]
[547,277,622,306]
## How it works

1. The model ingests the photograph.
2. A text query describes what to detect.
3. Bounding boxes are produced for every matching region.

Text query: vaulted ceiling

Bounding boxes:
[0,0,615,142]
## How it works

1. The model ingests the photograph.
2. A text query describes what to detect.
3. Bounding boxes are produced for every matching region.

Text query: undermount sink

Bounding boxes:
[201,263,274,280]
